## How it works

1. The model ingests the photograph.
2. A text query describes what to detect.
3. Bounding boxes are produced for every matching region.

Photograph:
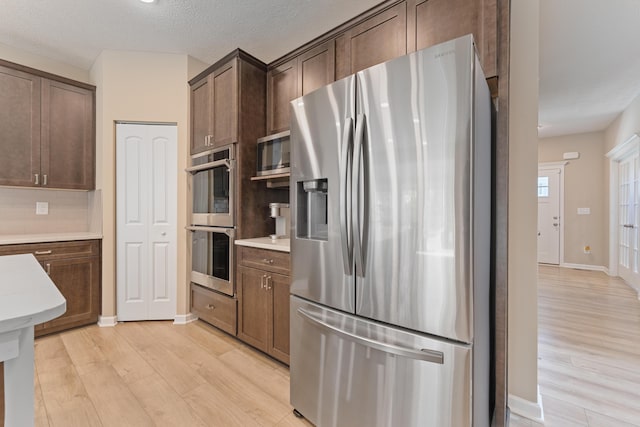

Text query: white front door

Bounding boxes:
[538,168,561,264]
[617,152,640,287]
[116,123,177,321]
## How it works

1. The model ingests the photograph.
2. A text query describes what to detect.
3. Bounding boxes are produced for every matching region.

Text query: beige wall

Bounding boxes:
[0,41,90,83]
[508,0,540,409]
[538,132,606,266]
[0,188,90,235]
[89,50,204,318]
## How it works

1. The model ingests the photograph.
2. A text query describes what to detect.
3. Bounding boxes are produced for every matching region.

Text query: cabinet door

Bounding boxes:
[298,40,336,96]
[0,65,41,187]
[335,3,407,79]
[39,256,100,336]
[237,266,270,352]
[407,0,497,78]
[267,59,298,135]
[268,272,290,364]
[41,79,95,190]
[211,58,238,148]
[190,76,212,155]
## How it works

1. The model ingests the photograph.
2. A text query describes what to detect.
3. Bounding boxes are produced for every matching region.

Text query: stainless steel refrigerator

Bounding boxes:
[289,35,491,427]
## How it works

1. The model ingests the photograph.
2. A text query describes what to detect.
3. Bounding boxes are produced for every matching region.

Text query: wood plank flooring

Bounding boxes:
[15,264,640,426]
[31,321,312,427]
[510,265,640,427]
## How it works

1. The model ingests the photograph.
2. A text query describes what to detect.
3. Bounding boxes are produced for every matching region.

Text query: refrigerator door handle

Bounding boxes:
[353,114,366,277]
[339,117,354,274]
[297,307,445,364]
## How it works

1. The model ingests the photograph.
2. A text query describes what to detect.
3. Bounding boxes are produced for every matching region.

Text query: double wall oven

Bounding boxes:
[187,144,235,296]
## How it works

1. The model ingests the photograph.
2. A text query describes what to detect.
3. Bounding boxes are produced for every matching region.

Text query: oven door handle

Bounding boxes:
[186,226,235,237]
[185,158,234,173]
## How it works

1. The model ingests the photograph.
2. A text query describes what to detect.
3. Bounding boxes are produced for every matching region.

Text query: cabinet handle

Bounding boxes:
[261,274,268,289]
[206,303,216,310]
[35,250,53,255]
[262,258,274,265]
[266,276,272,291]
[43,174,48,186]
[45,263,51,275]
[34,173,39,185]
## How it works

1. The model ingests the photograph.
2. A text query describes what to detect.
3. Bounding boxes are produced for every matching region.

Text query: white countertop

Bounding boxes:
[0,232,103,245]
[0,254,66,333]
[235,237,290,253]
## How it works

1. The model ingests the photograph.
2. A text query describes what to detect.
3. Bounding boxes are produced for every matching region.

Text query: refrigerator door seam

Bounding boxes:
[297,307,445,364]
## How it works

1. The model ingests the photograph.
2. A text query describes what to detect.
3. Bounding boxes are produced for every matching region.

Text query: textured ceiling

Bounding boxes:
[4,0,640,140]
[0,0,381,69]
[539,0,640,138]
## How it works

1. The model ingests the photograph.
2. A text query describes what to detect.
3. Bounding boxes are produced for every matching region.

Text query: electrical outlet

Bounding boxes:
[36,202,49,215]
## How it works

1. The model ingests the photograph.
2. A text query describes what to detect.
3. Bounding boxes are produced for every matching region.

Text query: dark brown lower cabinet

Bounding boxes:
[237,266,290,365]
[237,246,291,365]
[0,240,101,337]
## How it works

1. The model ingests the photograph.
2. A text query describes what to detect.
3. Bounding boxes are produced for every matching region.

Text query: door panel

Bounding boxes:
[298,40,336,96]
[237,266,270,351]
[267,59,298,134]
[290,296,474,427]
[0,65,41,187]
[190,77,212,154]
[269,272,290,364]
[618,153,640,288]
[212,59,237,147]
[354,37,475,343]
[117,124,177,321]
[41,79,94,189]
[290,75,356,314]
[537,168,561,264]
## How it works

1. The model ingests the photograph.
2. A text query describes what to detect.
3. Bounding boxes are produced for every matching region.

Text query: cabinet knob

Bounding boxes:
[206,304,215,310]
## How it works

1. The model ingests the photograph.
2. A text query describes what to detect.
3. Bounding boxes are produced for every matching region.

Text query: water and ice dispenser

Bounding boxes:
[296,179,328,241]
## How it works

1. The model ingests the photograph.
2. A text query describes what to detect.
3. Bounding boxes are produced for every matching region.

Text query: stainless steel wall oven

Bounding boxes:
[187,225,234,295]
[187,144,235,228]
[187,144,236,296]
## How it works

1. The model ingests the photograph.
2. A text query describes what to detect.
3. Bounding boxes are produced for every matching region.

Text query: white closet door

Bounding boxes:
[116,123,177,321]
[618,151,640,288]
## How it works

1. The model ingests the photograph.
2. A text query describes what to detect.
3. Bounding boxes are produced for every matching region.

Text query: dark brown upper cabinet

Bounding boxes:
[266,59,298,135]
[266,39,336,135]
[190,57,239,154]
[335,2,407,80]
[0,62,95,190]
[407,0,497,78]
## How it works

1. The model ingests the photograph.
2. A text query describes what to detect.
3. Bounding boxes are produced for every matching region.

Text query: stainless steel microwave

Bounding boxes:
[256,130,290,176]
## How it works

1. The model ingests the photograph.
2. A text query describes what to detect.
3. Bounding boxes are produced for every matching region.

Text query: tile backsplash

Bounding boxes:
[0,188,94,235]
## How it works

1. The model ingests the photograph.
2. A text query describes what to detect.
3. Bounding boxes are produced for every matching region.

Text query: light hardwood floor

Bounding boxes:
[29,265,640,427]
[511,265,640,427]
[32,321,312,427]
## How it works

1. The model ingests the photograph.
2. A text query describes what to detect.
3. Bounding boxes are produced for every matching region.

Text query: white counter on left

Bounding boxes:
[0,232,102,246]
[1,254,66,427]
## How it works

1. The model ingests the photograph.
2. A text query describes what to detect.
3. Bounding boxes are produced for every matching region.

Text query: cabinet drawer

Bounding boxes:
[239,246,290,275]
[0,240,100,261]
[191,283,237,335]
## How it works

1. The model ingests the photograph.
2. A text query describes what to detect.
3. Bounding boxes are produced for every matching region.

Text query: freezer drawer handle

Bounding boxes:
[297,307,444,364]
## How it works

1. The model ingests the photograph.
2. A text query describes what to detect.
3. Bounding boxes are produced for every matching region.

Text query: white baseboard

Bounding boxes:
[508,388,544,424]
[560,262,608,273]
[173,313,198,325]
[98,315,118,327]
